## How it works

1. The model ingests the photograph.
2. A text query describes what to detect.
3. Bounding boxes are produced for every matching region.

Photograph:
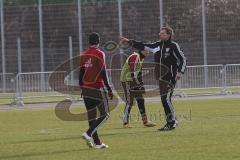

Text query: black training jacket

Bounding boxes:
[130,39,187,84]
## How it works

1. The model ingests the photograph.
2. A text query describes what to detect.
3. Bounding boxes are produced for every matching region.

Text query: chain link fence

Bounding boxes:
[0,0,240,104]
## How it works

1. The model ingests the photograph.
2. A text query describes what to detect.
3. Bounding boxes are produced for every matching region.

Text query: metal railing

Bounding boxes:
[0,73,16,104]
[108,65,240,97]
[176,65,224,89]
[0,73,15,92]
[174,65,227,96]
[13,71,72,106]
[225,64,240,88]
[1,64,240,106]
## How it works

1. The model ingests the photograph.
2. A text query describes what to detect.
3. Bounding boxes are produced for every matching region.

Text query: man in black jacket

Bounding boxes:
[120,26,187,131]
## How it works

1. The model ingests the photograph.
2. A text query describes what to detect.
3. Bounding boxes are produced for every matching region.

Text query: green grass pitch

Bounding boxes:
[0,98,240,160]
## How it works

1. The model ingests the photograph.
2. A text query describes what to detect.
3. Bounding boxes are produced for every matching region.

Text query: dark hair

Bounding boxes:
[89,32,100,45]
[138,50,145,58]
[138,50,144,55]
[161,26,174,40]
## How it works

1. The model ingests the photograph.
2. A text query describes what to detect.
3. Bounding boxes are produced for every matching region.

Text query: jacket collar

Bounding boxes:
[160,39,171,44]
[90,45,99,48]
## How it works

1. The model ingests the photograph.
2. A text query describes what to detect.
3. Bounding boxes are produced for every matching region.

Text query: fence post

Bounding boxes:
[69,36,74,85]
[77,0,83,53]
[17,37,22,74]
[202,0,208,87]
[118,0,124,69]
[16,37,23,105]
[222,64,232,94]
[0,0,6,92]
[159,0,163,28]
[223,65,227,93]
[15,73,24,106]
[38,0,45,91]
[118,0,123,38]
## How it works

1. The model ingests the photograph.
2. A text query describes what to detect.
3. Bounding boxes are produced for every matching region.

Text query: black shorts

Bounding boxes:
[82,87,109,118]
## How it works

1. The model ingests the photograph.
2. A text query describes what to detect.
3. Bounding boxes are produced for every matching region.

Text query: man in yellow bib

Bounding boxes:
[120,50,156,128]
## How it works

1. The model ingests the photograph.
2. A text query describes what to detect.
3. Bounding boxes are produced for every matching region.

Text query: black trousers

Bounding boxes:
[159,78,176,124]
[82,87,110,144]
[121,81,146,124]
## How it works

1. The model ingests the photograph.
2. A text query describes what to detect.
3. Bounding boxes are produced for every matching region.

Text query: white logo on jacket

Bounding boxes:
[84,58,93,68]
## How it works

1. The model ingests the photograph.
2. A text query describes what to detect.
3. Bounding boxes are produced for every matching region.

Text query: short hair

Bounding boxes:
[89,32,100,45]
[161,26,174,39]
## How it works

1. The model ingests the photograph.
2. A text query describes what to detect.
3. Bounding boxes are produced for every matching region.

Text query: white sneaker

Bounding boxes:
[95,143,109,149]
[82,132,94,148]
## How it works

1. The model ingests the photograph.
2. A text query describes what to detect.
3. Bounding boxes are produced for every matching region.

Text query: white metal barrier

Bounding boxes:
[0,73,16,102]
[225,64,240,88]
[14,71,73,106]
[176,65,224,89]
[0,73,15,92]
[1,64,240,106]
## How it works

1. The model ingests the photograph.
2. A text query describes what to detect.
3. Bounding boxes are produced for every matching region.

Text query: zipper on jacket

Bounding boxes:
[159,41,164,80]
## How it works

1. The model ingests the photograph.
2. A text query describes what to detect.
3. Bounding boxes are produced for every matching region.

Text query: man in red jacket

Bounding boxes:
[79,32,113,149]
